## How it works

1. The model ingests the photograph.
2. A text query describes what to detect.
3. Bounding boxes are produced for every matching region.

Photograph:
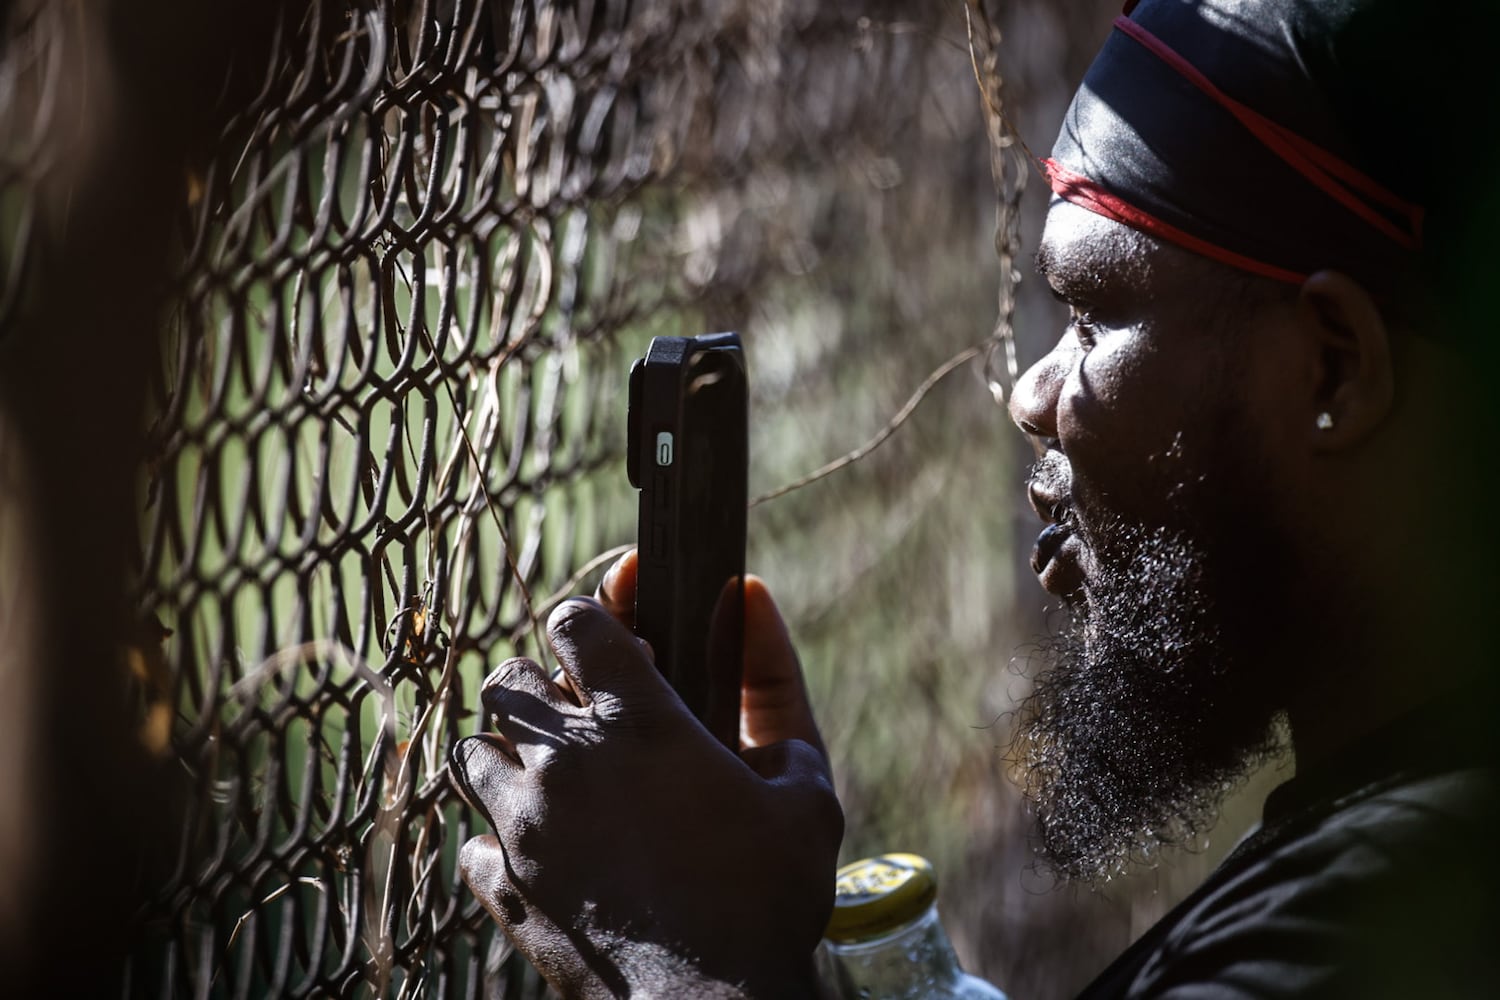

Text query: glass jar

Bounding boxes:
[818,853,1009,1000]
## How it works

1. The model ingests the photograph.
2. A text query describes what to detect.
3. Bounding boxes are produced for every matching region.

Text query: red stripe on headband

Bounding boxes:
[1042,158,1309,284]
[1111,15,1423,249]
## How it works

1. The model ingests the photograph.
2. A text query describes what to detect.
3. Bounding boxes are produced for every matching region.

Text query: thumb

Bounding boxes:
[740,738,843,851]
[739,737,833,788]
[593,548,638,628]
[740,576,825,756]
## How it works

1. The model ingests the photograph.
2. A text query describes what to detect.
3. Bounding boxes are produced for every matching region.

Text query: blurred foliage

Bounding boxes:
[0,0,1289,997]
[643,4,1285,996]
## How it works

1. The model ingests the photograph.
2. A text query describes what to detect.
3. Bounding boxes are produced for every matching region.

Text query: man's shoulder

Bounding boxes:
[1262,764,1494,861]
[1126,765,1497,998]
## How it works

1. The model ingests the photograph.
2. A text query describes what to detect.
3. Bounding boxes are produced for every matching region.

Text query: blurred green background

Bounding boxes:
[0,0,1290,995]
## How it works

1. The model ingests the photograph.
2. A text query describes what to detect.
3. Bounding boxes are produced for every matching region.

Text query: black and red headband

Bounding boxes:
[1045,0,1424,287]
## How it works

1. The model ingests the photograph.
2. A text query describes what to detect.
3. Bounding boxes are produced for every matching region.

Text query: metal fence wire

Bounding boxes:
[106,1,1027,996]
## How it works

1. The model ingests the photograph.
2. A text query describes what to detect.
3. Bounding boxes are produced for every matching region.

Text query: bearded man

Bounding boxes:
[449,0,1499,996]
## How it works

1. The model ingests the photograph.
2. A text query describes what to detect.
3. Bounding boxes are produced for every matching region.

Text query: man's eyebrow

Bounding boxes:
[1033,243,1055,280]
[1033,241,1094,302]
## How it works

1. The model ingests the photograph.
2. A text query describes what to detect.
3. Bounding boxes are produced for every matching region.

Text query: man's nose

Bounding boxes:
[1008,343,1069,453]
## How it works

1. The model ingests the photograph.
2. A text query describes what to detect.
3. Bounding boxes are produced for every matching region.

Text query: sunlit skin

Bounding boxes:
[451,195,1484,995]
[453,556,841,998]
[1016,203,1307,599]
[1012,199,1480,772]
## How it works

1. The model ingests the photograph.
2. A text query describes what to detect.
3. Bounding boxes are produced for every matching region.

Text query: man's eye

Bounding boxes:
[1069,310,1098,348]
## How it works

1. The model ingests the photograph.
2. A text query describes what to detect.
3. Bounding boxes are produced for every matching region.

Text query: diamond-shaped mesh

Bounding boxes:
[114,2,1031,996]
[0,0,1288,995]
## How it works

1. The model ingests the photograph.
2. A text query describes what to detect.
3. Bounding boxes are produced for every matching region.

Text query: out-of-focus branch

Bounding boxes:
[963,0,1030,406]
[750,342,987,508]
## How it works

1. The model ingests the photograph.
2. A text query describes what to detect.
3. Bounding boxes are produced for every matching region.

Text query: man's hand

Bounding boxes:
[451,551,843,998]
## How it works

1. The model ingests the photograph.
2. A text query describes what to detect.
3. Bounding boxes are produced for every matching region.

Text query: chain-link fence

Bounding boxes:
[120,2,1025,995]
[2,1,1255,997]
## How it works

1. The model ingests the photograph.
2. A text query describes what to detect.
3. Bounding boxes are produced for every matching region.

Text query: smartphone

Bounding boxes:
[626,332,748,751]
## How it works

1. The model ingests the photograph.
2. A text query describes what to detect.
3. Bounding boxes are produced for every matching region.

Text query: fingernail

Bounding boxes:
[548,596,601,634]
[448,736,476,791]
[601,556,623,594]
[482,662,516,688]
[448,737,498,829]
[480,661,517,714]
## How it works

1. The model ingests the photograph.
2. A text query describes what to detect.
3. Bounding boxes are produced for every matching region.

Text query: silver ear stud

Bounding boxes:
[1315,412,1335,431]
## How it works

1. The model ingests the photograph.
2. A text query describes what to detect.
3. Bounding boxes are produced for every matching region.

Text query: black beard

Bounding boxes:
[1013,505,1288,884]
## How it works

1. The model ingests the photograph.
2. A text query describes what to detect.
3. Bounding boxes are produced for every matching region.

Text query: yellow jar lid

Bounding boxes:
[824,853,938,943]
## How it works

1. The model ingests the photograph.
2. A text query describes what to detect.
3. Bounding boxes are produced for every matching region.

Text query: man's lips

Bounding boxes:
[1031,520,1085,596]
[1025,486,1083,594]
[1026,452,1083,594]
[1031,521,1071,575]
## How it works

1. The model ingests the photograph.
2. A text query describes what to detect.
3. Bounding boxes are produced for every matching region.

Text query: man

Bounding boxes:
[450,0,1499,995]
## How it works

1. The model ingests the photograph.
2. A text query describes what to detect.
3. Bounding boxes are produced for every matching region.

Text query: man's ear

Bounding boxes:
[1296,270,1394,450]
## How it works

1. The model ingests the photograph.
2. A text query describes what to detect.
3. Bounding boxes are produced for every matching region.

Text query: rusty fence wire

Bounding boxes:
[0,0,1299,996]
[73,1,1038,996]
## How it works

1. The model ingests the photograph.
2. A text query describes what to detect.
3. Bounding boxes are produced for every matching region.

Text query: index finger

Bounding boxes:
[547,597,665,706]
